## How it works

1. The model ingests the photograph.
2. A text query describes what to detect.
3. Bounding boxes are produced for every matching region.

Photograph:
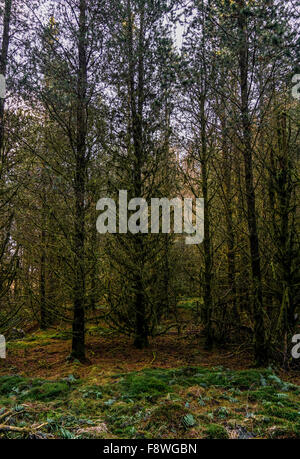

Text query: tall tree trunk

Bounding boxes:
[220,91,238,325]
[275,111,294,329]
[270,108,297,363]
[200,93,213,350]
[198,1,213,350]
[0,0,12,160]
[89,221,97,311]
[237,2,267,366]
[40,199,47,329]
[126,0,148,349]
[71,0,88,361]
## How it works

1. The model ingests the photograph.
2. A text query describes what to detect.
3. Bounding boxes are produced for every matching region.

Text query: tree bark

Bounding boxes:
[237,1,267,365]
[71,0,88,361]
[0,0,12,157]
[126,0,149,349]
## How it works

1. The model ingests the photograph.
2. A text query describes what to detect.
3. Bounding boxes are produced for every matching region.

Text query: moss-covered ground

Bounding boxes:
[1,365,300,439]
[1,304,300,440]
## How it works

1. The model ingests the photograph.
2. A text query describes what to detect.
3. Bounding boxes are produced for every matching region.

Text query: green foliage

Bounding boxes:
[58,427,76,439]
[80,386,103,400]
[182,413,196,429]
[0,375,28,395]
[216,406,229,419]
[204,424,229,439]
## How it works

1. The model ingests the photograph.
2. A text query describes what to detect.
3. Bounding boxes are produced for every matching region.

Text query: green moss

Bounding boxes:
[0,366,299,439]
[249,387,298,409]
[177,298,201,310]
[106,403,141,417]
[151,367,272,390]
[110,424,136,438]
[262,404,300,422]
[120,372,170,400]
[152,402,187,420]
[146,402,188,432]
[0,374,76,402]
[20,381,70,401]
[204,424,229,439]
[0,375,28,395]
[6,341,36,350]
[104,403,144,438]
[0,397,14,408]
[229,369,272,390]
[68,397,103,416]
[249,386,278,401]
[116,367,278,399]
[178,368,229,387]
[267,425,299,439]
[49,331,71,340]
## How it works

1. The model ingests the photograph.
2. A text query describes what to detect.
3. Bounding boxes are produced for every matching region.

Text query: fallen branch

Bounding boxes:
[0,424,31,433]
[0,411,13,422]
[0,422,48,436]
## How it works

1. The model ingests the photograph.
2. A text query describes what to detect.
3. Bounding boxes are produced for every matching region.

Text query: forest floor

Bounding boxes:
[1,300,300,439]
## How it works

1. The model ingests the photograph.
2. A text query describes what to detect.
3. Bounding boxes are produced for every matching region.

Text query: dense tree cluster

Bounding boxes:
[0,0,299,367]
